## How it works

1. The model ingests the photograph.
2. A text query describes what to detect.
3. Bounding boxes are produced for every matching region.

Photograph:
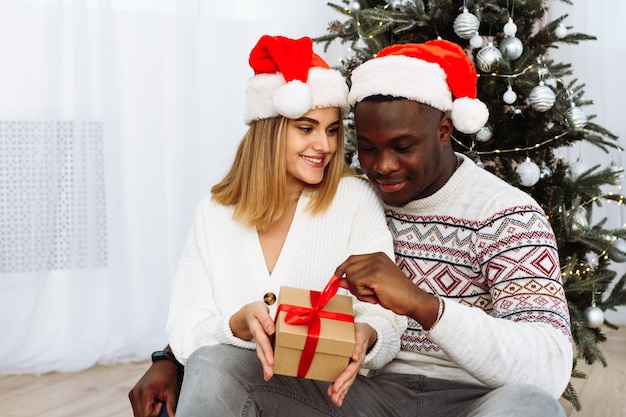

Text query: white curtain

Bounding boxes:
[548,0,626,325]
[0,0,345,375]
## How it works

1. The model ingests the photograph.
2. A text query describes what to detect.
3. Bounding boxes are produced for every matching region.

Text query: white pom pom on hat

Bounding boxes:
[244,35,348,125]
[348,39,489,134]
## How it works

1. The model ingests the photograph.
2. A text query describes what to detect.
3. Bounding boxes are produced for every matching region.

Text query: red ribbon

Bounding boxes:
[276,275,354,378]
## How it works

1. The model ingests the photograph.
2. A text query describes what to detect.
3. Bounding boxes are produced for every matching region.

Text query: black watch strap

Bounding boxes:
[151,349,183,369]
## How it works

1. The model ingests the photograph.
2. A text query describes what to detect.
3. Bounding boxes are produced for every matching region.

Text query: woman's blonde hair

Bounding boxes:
[211,112,353,231]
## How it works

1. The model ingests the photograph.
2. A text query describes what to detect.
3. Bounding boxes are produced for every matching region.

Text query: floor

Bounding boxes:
[1,326,624,417]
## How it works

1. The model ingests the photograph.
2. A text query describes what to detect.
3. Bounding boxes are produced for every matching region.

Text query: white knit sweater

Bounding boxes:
[167,176,406,369]
[374,154,574,398]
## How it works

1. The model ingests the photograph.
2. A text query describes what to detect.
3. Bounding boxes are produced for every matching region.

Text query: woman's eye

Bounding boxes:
[327,128,339,135]
[298,126,312,133]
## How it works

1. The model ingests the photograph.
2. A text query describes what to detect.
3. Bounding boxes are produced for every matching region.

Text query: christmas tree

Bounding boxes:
[315,0,626,410]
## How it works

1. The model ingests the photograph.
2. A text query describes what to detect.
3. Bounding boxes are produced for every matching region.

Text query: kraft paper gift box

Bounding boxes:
[273,278,355,382]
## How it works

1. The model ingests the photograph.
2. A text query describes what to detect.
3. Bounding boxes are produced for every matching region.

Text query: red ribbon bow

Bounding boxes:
[276,275,354,378]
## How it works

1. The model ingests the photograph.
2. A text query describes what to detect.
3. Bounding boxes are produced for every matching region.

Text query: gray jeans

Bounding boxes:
[176,345,565,417]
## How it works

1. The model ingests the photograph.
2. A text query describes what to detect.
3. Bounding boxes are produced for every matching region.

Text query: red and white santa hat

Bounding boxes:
[244,35,349,125]
[348,39,489,134]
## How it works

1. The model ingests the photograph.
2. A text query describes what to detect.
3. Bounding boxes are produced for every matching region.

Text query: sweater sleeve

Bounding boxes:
[428,206,573,398]
[342,177,407,369]
[166,199,255,365]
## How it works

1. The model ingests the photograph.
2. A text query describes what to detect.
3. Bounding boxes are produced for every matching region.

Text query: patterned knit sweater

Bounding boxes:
[372,154,573,398]
[166,176,406,369]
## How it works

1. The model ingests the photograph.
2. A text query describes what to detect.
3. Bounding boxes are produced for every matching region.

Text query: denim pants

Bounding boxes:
[175,344,565,417]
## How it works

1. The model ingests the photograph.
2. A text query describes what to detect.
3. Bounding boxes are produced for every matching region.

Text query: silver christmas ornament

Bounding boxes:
[349,0,361,11]
[540,162,552,179]
[584,305,605,328]
[555,24,567,39]
[567,104,588,131]
[608,238,626,263]
[516,157,540,187]
[499,36,523,60]
[570,207,588,232]
[476,42,502,73]
[544,76,558,88]
[569,159,590,181]
[475,125,493,142]
[609,164,624,186]
[503,85,517,104]
[529,81,555,112]
[503,18,517,36]
[453,8,480,39]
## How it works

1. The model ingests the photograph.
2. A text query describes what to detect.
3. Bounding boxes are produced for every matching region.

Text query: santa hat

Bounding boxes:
[348,39,489,134]
[244,35,349,125]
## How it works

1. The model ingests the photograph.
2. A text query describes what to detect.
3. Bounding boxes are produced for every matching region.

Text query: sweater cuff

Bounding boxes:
[215,313,257,350]
[357,316,399,370]
[426,298,469,346]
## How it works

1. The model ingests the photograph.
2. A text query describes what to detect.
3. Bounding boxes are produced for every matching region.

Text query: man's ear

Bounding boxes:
[438,114,453,145]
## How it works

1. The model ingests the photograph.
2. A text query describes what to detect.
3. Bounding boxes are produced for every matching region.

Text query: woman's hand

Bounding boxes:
[230,301,276,381]
[326,322,375,406]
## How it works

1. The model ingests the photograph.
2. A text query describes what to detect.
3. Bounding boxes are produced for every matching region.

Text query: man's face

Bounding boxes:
[354,99,452,206]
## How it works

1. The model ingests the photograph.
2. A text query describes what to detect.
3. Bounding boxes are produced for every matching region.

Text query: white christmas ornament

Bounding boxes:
[349,0,361,10]
[567,104,588,131]
[503,18,517,36]
[503,85,517,104]
[476,42,502,72]
[608,238,626,263]
[453,8,480,39]
[569,159,590,181]
[499,36,523,60]
[584,304,605,328]
[529,81,555,112]
[516,157,540,187]
[555,24,567,39]
[475,125,493,142]
[470,32,483,49]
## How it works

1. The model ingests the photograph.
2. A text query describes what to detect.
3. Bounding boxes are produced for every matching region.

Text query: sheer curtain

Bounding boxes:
[0,0,346,375]
[548,0,626,324]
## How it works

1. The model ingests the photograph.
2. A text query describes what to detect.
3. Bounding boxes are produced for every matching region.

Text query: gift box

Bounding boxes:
[273,277,355,382]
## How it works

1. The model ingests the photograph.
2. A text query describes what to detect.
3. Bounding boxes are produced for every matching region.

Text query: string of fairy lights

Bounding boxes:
[338,0,626,300]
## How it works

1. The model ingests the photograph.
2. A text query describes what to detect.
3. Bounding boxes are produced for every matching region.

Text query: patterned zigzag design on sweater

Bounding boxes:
[387,205,572,352]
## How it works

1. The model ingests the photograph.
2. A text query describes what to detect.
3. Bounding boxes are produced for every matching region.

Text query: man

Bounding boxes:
[130,39,573,417]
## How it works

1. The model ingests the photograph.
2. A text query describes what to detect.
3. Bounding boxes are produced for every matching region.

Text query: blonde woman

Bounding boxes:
[129,35,404,417]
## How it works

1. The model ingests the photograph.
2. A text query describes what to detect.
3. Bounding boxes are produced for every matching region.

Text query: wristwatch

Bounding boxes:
[151,349,183,370]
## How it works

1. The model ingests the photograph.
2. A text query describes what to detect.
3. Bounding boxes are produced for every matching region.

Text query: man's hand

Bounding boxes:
[335,252,440,329]
[129,359,181,417]
[326,322,375,406]
[335,252,421,316]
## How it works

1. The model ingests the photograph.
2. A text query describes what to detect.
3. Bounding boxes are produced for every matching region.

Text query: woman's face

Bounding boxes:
[285,107,341,190]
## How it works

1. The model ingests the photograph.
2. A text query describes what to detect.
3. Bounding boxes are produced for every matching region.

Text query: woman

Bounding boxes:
[160,35,404,417]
